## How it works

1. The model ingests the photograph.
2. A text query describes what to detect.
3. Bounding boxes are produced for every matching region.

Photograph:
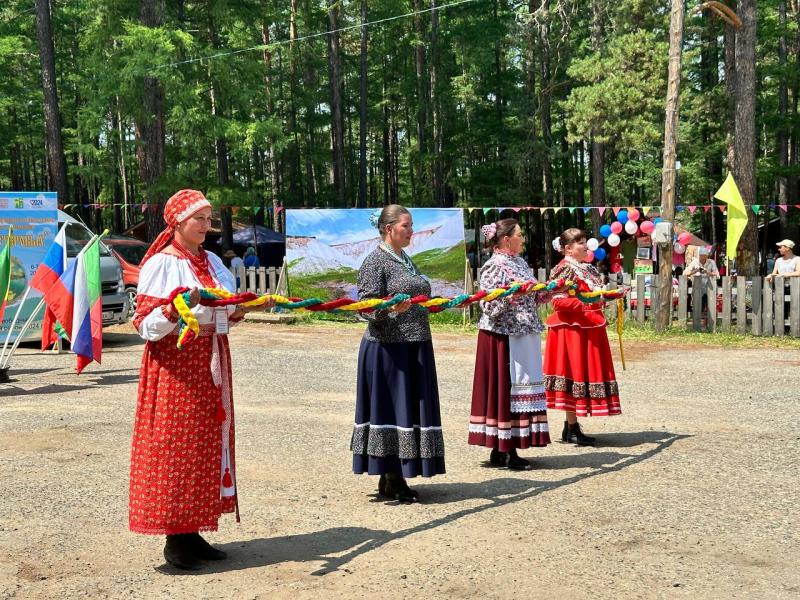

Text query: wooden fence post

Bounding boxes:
[736,276,748,334]
[691,276,703,331]
[677,275,688,328]
[751,277,763,335]
[721,276,732,332]
[774,279,785,337]
[791,278,800,337]
[762,280,774,336]
[707,278,717,332]
[636,275,646,324]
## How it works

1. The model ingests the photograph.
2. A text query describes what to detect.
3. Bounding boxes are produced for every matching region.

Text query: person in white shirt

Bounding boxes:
[684,247,720,281]
[766,239,800,282]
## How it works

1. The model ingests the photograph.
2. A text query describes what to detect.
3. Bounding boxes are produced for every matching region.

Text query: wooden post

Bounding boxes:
[721,276,732,332]
[790,278,800,337]
[677,275,688,328]
[691,276,703,331]
[655,0,686,332]
[762,280,774,336]
[636,275,646,324]
[707,278,717,332]
[751,277,763,335]
[774,280,785,337]
[736,275,748,334]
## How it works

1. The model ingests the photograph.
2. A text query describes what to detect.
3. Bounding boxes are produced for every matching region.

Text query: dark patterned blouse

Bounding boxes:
[477,251,548,336]
[357,245,432,343]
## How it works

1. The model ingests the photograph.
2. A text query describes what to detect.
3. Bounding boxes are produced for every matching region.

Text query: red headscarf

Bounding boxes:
[140,189,212,266]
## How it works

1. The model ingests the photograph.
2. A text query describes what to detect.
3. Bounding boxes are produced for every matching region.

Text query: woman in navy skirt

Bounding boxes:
[351,204,446,503]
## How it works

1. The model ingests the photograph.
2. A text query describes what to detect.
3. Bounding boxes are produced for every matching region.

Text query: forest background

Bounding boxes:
[1,0,797,272]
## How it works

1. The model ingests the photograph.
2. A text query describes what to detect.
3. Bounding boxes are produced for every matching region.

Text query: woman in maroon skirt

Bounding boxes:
[543,228,622,446]
[468,218,551,470]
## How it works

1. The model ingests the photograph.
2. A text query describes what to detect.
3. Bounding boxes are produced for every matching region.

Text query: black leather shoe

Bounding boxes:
[187,533,227,561]
[566,422,596,446]
[506,449,533,471]
[489,449,508,467]
[164,534,202,570]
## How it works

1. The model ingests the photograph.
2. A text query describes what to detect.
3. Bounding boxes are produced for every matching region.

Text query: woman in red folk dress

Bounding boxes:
[129,189,272,570]
[543,228,621,446]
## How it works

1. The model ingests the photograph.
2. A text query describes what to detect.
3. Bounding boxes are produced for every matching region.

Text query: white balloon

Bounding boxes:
[673,242,686,254]
[587,238,599,251]
[624,220,638,235]
[607,233,621,247]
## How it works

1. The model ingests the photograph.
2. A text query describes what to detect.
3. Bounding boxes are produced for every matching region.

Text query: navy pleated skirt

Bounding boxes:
[351,337,446,478]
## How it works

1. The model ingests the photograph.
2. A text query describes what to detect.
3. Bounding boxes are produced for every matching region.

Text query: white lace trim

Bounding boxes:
[468,423,550,438]
[510,399,547,413]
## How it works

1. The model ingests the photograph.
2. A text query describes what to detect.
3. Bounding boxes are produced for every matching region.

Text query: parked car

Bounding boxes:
[104,235,148,318]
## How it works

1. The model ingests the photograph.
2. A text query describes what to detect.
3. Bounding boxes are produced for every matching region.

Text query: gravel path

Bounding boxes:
[0,321,797,599]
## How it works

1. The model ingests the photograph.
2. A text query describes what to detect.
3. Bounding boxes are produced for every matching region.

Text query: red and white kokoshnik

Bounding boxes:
[129,189,244,535]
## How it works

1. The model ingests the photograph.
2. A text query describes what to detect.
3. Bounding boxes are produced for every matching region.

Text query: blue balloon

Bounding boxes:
[617,210,629,224]
[599,224,612,238]
[653,217,663,225]
[594,247,607,261]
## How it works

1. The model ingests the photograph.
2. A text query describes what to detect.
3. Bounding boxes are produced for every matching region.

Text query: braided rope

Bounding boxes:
[170,278,627,348]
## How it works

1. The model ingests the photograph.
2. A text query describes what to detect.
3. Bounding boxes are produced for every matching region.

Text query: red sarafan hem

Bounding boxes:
[543,308,622,418]
[545,391,622,417]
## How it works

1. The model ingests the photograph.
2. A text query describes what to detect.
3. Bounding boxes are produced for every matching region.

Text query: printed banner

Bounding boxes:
[0,192,58,342]
[286,208,466,300]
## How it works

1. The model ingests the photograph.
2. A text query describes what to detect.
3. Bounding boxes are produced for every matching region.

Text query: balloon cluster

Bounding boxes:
[584,208,662,264]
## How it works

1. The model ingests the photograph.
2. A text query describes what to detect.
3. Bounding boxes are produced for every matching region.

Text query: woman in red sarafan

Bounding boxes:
[543,228,621,446]
[129,189,272,570]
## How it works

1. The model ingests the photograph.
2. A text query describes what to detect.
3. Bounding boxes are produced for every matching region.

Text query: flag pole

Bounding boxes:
[0,230,108,373]
[0,298,45,371]
[0,286,33,364]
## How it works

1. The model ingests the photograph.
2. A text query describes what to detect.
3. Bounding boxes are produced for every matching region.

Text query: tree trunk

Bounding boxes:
[358,0,369,208]
[208,16,233,252]
[778,1,790,236]
[288,0,303,205]
[539,2,554,219]
[431,0,446,206]
[655,0,685,333]
[261,23,283,232]
[413,0,428,198]
[34,0,68,203]
[589,0,605,223]
[733,0,759,276]
[135,0,167,241]
[724,1,737,170]
[328,0,346,206]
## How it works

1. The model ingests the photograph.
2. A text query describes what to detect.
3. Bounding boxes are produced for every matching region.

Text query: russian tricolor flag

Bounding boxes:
[31,225,67,350]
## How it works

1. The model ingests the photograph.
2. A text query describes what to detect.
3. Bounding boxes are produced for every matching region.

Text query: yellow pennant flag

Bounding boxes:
[714,173,749,260]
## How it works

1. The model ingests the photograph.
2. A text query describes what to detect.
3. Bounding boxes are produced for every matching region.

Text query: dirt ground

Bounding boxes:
[0,321,798,599]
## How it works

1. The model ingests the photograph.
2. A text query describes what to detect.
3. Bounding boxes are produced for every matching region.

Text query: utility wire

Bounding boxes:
[157,0,480,70]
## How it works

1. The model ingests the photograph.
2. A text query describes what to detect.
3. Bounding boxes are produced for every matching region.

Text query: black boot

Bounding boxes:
[186,533,227,560]
[506,448,533,471]
[561,420,570,443]
[489,449,507,467]
[565,421,596,446]
[163,534,202,570]
[381,473,418,503]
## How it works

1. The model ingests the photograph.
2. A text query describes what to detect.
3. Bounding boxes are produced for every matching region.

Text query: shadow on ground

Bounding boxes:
[160,431,689,577]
